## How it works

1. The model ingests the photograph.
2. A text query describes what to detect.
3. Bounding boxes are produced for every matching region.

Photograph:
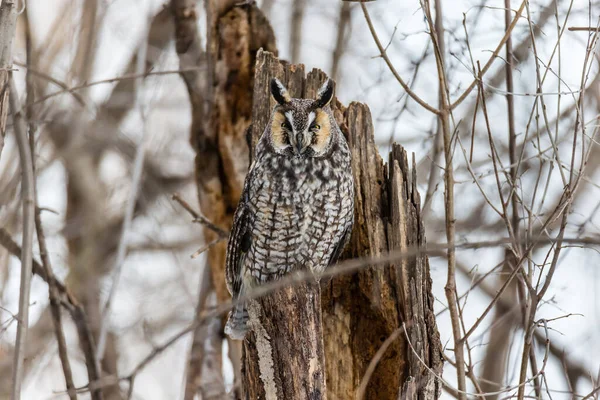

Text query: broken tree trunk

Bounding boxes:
[243,50,443,400]
[324,126,444,400]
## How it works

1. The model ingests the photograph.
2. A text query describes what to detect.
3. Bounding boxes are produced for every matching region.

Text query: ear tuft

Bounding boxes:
[314,79,334,109]
[270,78,291,105]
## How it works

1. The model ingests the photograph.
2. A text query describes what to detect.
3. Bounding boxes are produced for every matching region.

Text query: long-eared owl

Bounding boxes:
[224,77,354,340]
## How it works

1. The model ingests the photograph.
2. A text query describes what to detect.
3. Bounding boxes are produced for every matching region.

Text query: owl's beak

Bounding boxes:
[295,133,304,154]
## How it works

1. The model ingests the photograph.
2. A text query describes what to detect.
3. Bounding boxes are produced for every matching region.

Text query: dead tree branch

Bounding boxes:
[26,19,78,392]
[360,1,439,115]
[289,0,305,64]
[421,0,465,397]
[331,2,350,83]
[479,1,524,395]
[9,75,36,400]
[0,0,18,161]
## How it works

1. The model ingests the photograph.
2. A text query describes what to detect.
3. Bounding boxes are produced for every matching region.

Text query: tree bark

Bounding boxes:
[325,100,443,400]
[243,50,443,400]
[243,282,327,400]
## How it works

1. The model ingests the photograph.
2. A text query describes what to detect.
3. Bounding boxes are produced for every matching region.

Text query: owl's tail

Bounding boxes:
[225,299,249,340]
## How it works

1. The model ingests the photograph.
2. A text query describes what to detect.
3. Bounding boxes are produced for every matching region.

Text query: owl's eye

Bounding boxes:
[281,120,293,131]
[310,123,321,132]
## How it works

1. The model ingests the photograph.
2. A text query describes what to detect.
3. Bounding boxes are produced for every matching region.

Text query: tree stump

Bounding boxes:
[242,50,443,400]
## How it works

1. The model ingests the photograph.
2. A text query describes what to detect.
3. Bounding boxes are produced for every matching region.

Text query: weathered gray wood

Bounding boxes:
[243,50,442,400]
[243,281,326,400]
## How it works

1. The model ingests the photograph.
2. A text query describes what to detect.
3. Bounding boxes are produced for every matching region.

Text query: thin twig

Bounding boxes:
[14,60,86,106]
[172,193,228,238]
[9,73,36,400]
[450,0,527,110]
[477,61,517,247]
[568,26,600,31]
[360,1,440,114]
[422,0,448,217]
[422,0,466,396]
[24,8,77,397]
[504,0,520,243]
[26,67,203,108]
[191,238,223,259]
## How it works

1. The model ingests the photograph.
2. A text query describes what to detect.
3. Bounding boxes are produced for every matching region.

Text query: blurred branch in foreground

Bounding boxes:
[0,0,18,161]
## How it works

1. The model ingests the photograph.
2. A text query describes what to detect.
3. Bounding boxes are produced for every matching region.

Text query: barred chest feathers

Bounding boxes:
[245,142,353,283]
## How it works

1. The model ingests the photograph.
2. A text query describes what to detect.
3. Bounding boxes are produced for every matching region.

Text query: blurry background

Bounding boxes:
[0,0,599,399]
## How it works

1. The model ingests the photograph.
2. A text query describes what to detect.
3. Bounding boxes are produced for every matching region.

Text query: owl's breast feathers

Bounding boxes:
[239,142,354,285]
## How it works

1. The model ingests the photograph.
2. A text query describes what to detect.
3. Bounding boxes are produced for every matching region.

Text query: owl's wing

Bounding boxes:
[225,198,253,299]
[226,155,265,298]
[328,224,353,266]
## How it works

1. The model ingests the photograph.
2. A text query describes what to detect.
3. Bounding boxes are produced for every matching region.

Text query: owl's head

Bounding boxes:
[267,78,336,158]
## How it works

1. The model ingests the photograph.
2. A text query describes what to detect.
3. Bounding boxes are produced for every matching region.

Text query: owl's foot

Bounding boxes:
[225,304,249,340]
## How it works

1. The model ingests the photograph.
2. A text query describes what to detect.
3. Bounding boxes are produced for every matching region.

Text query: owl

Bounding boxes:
[224,77,354,340]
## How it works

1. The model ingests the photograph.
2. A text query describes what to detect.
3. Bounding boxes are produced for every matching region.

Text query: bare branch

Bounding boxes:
[450,0,526,109]
[360,1,440,115]
[331,2,351,83]
[289,0,305,64]
[25,9,77,395]
[0,0,18,161]
[569,26,600,31]
[172,193,228,238]
[421,0,466,397]
[8,74,36,400]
